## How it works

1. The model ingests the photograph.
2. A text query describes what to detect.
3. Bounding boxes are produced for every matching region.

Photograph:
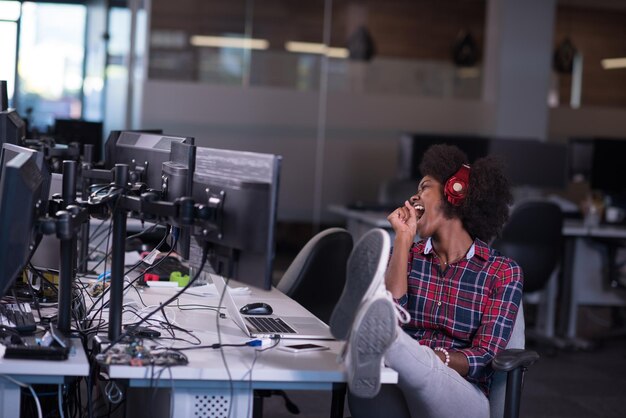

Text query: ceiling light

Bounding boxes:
[284,42,349,58]
[190,35,269,50]
[601,57,626,70]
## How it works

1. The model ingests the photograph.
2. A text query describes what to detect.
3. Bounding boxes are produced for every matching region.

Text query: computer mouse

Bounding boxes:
[239,302,273,316]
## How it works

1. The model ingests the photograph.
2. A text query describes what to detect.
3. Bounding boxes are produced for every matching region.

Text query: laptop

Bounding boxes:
[212,275,333,340]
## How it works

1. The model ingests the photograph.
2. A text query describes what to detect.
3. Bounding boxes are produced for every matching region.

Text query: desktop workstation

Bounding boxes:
[0,142,89,416]
[0,107,397,417]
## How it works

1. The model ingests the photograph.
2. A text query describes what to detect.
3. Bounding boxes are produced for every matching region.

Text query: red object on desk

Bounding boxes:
[144,273,161,282]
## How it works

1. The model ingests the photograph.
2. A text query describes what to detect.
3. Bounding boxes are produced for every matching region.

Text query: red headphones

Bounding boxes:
[444,164,471,206]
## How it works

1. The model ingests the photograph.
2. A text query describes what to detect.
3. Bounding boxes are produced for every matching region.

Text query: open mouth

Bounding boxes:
[414,203,425,221]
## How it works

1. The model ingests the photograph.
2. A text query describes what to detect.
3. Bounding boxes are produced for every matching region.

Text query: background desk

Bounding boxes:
[561,220,626,339]
[329,205,392,242]
[330,205,626,341]
[0,338,89,417]
[103,283,398,418]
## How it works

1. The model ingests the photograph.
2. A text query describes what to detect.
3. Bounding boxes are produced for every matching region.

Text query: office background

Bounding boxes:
[2,0,626,229]
[2,1,626,417]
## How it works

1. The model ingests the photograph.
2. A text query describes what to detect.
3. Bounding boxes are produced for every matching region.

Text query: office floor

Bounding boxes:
[269,227,626,418]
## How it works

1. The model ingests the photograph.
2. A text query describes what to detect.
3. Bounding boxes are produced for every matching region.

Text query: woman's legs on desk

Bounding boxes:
[347,325,488,418]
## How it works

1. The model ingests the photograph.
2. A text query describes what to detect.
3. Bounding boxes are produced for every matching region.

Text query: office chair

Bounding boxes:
[276,227,354,323]
[344,304,539,418]
[492,200,564,347]
[254,228,353,418]
[490,303,539,418]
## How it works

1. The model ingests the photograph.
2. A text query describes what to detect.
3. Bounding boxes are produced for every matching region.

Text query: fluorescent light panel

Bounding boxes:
[284,41,349,58]
[190,35,269,50]
[601,57,626,70]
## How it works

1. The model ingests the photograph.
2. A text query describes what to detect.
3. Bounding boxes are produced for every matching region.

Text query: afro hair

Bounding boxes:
[419,143,512,242]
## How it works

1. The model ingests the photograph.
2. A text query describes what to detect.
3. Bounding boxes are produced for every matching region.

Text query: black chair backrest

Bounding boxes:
[492,201,564,293]
[278,229,353,323]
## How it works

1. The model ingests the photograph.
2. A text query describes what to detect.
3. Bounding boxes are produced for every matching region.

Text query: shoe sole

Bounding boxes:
[348,298,396,399]
[329,229,389,340]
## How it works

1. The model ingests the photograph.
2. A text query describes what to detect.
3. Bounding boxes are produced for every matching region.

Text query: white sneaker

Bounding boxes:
[330,228,409,340]
[330,229,391,340]
[345,294,397,399]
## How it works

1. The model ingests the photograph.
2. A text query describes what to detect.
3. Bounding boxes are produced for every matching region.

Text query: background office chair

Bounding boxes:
[276,227,354,323]
[492,200,564,347]
[254,228,353,418]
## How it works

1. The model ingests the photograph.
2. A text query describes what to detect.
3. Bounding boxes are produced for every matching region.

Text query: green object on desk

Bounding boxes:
[169,271,190,287]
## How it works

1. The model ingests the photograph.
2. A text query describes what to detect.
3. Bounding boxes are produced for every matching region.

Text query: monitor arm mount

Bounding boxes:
[77,147,153,273]
[37,161,90,336]
[87,164,225,341]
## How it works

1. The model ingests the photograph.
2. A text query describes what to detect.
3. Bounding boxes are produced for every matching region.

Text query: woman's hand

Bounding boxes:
[387,200,418,241]
[384,200,417,298]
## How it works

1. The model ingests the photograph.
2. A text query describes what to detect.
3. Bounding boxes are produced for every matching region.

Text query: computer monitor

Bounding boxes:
[398,133,490,179]
[54,118,104,163]
[112,131,194,191]
[590,138,626,193]
[0,80,26,146]
[398,133,568,190]
[188,147,282,290]
[0,143,51,209]
[0,149,48,297]
[30,173,63,270]
[161,141,196,259]
[567,137,594,182]
[490,138,568,190]
[104,129,163,169]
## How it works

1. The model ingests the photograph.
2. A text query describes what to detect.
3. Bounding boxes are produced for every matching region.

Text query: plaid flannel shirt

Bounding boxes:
[395,237,523,396]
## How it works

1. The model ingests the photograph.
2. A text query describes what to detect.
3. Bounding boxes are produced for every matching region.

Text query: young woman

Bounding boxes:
[331,144,523,418]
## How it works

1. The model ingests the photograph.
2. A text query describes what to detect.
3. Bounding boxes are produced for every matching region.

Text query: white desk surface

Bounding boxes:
[563,219,626,238]
[328,204,390,228]
[0,338,89,380]
[104,282,398,387]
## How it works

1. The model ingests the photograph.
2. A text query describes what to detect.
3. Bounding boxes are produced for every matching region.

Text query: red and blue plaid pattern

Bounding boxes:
[395,237,523,395]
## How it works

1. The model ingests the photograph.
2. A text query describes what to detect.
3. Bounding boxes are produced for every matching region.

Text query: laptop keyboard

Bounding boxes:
[245,316,296,334]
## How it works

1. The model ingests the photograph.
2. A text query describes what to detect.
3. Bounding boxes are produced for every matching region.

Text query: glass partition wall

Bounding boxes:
[148,0,485,99]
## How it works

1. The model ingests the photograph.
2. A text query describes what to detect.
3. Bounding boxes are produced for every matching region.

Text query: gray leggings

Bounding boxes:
[348,329,489,418]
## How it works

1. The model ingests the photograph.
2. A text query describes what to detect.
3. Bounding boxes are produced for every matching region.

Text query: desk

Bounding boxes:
[329,205,392,242]
[100,283,398,418]
[561,220,626,339]
[0,338,90,417]
[330,205,626,341]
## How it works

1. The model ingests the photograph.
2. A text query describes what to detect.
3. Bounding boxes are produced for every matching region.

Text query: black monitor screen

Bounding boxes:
[490,138,568,189]
[0,150,47,297]
[113,131,193,191]
[104,129,163,169]
[568,138,594,182]
[1,80,25,147]
[398,133,490,179]
[591,138,626,193]
[54,118,104,163]
[1,143,51,209]
[0,110,26,147]
[399,133,568,190]
[188,147,281,290]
